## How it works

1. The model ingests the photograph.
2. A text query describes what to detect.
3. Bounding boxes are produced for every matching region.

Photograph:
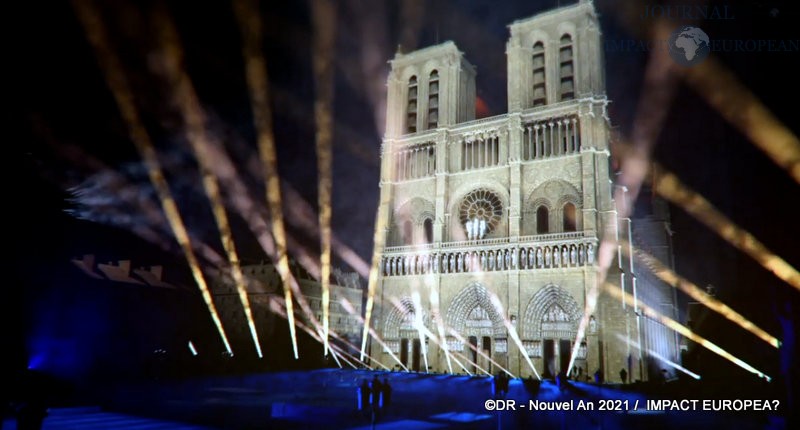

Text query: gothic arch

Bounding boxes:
[399,66,420,82]
[522,284,582,339]
[523,30,550,51]
[383,296,419,340]
[524,179,582,234]
[526,179,581,208]
[391,197,435,245]
[445,283,506,338]
[394,197,435,223]
[555,23,577,44]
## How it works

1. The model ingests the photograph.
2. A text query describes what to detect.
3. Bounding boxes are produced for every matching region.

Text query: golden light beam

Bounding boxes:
[230,129,370,278]
[622,239,781,348]
[153,10,263,358]
[411,292,429,372]
[567,21,680,377]
[361,199,389,360]
[450,349,491,376]
[386,291,514,376]
[195,134,329,285]
[429,287,453,374]
[233,0,299,358]
[267,297,368,370]
[603,282,771,382]
[341,297,408,371]
[445,328,515,378]
[488,293,541,380]
[72,0,232,353]
[310,0,337,357]
[683,57,800,185]
[448,352,473,376]
[653,166,800,294]
[614,334,701,380]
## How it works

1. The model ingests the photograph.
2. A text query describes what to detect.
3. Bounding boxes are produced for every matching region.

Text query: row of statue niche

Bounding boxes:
[383,243,595,276]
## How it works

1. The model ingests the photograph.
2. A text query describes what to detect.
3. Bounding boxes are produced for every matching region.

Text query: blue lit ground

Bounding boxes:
[0,406,215,429]
[3,369,784,429]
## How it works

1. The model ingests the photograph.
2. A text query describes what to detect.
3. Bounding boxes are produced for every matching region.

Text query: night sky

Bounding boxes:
[9,0,800,385]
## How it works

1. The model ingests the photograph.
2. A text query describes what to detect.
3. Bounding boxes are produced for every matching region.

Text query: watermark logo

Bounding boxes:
[668,26,710,66]
[640,4,735,20]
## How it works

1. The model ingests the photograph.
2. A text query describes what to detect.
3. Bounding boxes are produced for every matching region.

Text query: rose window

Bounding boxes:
[458,189,503,240]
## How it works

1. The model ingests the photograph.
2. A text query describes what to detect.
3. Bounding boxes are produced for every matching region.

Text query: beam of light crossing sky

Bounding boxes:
[72,0,232,354]
[154,10,263,358]
[310,0,337,357]
[603,282,771,382]
[684,58,800,185]
[567,22,680,377]
[341,297,408,371]
[614,334,701,380]
[621,239,780,348]
[233,0,300,358]
[652,165,800,295]
[488,292,540,380]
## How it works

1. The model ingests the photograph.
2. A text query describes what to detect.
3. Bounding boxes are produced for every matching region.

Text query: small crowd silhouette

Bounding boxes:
[357,375,392,422]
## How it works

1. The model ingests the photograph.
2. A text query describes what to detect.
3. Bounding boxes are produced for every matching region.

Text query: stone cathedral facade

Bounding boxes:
[370,1,680,382]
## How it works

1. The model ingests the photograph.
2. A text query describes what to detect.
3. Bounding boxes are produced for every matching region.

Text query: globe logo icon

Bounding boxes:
[668,26,710,66]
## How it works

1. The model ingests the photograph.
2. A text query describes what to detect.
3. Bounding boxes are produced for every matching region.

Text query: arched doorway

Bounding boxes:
[383,298,424,371]
[445,284,506,374]
[522,285,582,377]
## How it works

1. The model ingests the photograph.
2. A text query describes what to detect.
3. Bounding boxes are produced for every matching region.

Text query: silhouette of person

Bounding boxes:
[620,368,628,384]
[371,376,383,411]
[358,379,371,413]
[594,369,603,384]
[381,378,392,410]
[556,370,568,390]
[495,372,508,397]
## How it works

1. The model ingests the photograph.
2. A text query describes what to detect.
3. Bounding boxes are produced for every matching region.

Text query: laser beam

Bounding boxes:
[652,166,800,295]
[622,239,780,348]
[604,282,771,382]
[233,0,299,358]
[310,0,337,357]
[153,10,263,357]
[72,0,232,354]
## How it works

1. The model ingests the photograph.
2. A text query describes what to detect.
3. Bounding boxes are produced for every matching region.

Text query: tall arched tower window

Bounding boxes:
[427,70,439,130]
[536,206,549,234]
[407,76,418,133]
[562,202,576,232]
[424,218,434,243]
[532,42,546,106]
[559,35,575,101]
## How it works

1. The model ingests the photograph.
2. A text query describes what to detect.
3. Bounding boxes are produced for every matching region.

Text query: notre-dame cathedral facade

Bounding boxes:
[370,0,679,382]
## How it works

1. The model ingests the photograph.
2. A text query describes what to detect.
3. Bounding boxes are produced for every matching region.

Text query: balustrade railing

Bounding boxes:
[381,233,596,277]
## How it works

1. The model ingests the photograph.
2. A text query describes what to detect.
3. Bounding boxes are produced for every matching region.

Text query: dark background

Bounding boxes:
[7,0,799,393]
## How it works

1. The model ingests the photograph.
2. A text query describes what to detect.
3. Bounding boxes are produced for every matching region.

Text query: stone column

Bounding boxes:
[434,130,448,243]
[508,115,522,239]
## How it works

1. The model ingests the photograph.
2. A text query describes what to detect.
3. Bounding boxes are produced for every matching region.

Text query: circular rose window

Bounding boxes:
[458,189,503,239]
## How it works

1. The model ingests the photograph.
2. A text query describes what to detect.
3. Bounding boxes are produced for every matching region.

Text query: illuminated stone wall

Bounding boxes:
[371,1,678,382]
